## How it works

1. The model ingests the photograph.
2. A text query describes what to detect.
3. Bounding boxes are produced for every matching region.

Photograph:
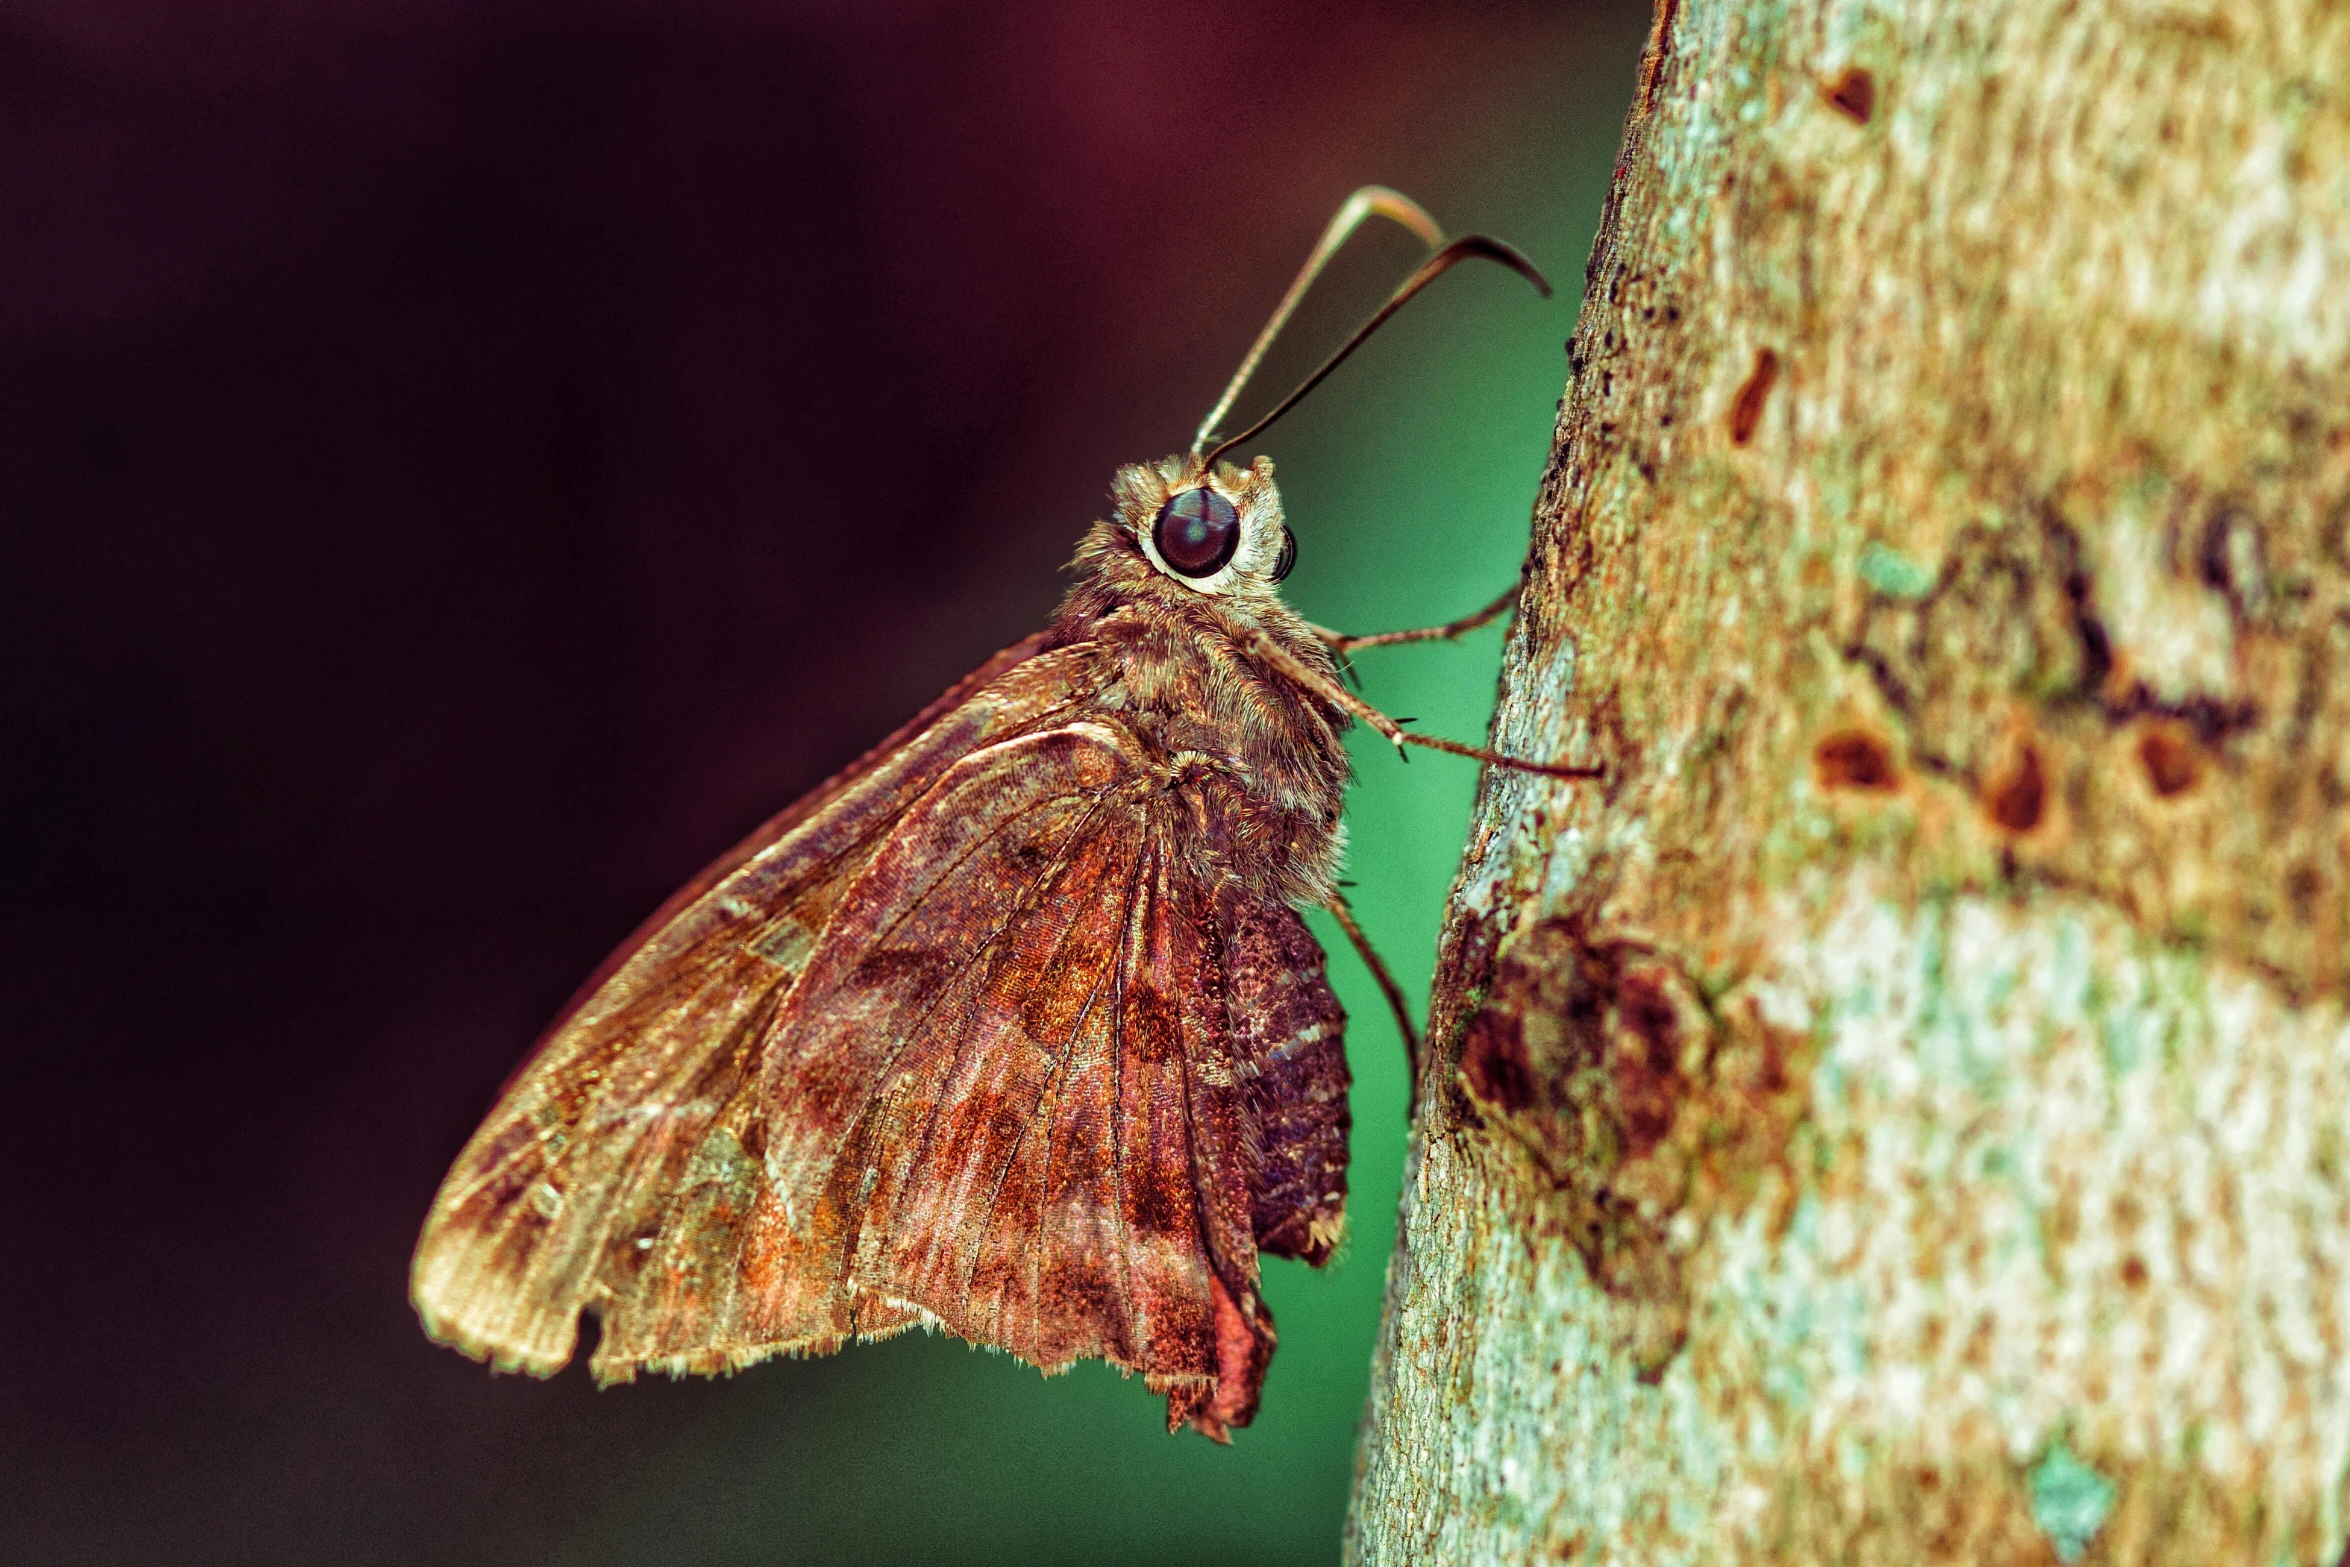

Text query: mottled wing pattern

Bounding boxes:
[601,721,1275,1436]
[416,647,1351,1440]
[410,637,1088,1374]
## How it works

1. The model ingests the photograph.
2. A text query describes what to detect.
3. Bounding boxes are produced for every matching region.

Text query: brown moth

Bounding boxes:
[411,188,1587,1439]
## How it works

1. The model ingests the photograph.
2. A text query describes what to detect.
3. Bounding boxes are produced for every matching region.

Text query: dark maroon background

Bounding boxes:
[2,3,1647,1561]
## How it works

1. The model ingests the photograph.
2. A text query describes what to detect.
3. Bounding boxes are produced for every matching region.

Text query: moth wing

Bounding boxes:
[1227,899,1350,1266]
[596,721,1274,1437]
[409,634,1091,1376]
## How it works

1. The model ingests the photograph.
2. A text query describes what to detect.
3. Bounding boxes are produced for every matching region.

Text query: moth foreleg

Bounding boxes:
[1250,625,1600,781]
[1304,579,1520,657]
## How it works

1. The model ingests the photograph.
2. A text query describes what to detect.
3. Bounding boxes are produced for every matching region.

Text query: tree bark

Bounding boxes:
[1347,1,2350,1562]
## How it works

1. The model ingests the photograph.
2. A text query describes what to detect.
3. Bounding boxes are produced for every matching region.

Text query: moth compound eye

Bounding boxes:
[1152,488,1241,578]
[1271,525,1297,583]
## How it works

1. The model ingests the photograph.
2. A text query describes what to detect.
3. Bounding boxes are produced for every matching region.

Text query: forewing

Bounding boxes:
[650,723,1273,1436]
[409,638,1092,1376]
[589,721,1143,1380]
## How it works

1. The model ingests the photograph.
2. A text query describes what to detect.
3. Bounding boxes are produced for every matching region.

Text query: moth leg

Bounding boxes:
[1323,891,1422,1103]
[1304,579,1522,658]
[1247,627,1601,781]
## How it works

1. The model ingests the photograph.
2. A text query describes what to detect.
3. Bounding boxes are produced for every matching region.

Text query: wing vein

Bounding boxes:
[1104,840,1148,1348]
[870,792,1121,1250]
[951,826,1149,1342]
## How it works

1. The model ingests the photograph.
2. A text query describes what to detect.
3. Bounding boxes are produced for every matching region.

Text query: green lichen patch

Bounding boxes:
[1857,540,1937,599]
[2028,1438,2117,1563]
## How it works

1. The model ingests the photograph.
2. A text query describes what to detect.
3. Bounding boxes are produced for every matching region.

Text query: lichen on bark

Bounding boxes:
[1348,1,2350,1561]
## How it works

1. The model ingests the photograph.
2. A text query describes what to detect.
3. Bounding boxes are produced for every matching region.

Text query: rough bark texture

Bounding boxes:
[1349,1,2350,1562]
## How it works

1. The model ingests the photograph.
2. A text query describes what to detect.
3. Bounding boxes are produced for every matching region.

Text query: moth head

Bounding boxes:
[1114,454,1295,598]
[1106,189,1548,603]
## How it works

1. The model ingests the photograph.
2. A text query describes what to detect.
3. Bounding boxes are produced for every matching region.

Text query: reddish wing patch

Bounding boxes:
[750,723,1274,1436]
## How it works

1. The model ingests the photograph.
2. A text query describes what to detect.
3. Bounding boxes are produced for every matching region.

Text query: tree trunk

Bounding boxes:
[1347,1,2350,1562]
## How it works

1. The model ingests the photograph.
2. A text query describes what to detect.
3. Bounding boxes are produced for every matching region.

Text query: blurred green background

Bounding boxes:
[4,3,1646,1563]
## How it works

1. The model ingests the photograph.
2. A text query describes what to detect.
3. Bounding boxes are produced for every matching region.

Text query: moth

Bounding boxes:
[411,187,1589,1440]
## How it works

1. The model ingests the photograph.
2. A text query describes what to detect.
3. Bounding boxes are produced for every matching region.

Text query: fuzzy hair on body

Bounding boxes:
[1057,454,1352,910]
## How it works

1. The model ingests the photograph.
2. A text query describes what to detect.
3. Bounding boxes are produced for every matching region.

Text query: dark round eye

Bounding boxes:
[1271,525,1297,583]
[1151,487,1241,578]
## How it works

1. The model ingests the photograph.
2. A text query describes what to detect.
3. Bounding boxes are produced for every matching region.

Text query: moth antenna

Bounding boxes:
[1191,186,1445,459]
[1199,234,1553,469]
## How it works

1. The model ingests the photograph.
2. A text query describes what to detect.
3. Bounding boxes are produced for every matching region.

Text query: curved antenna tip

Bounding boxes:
[1191,187,1450,456]
[1199,231,1555,468]
[1466,233,1554,299]
[1339,185,1446,249]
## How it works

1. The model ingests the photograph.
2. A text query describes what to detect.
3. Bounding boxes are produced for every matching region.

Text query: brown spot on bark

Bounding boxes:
[2197,504,2269,621]
[1729,347,1780,444]
[2289,863,2322,916]
[1985,743,2046,832]
[1824,66,1876,123]
[1612,968,1687,1160]
[1457,922,1823,1384]
[1461,1008,1536,1115]
[2121,1255,2150,1290]
[2138,727,2200,796]
[1815,729,1898,790]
